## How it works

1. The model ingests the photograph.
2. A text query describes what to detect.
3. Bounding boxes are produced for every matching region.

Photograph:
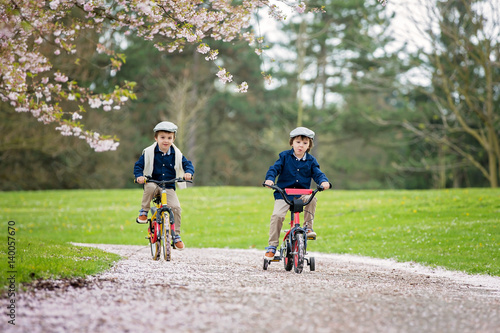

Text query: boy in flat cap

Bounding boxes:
[263,127,331,259]
[134,121,194,250]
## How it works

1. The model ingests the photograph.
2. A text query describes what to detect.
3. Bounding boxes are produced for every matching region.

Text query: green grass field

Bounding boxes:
[1,187,499,292]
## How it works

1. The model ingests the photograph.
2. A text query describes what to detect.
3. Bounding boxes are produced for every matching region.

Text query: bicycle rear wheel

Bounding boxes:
[293,233,305,273]
[162,213,172,261]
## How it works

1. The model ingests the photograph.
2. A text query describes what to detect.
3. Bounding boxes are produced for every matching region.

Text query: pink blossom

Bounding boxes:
[54,72,68,82]
[205,50,218,61]
[85,134,120,152]
[235,82,248,93]
[73,127,82,136]
[216,68,233,84]
[88,97,102,108]
[56,124,73,136]
[296,2,306,14]
[8,92,19,101]
[263,73,273,85]
[197,44,210,54]
[49,0,60,10]
[84,3,94,11]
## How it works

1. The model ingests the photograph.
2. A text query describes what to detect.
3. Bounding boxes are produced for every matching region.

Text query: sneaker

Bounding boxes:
[173,235,185,250]
[264,246,276,259]
[306,228,317,239]
[136,210,148,224]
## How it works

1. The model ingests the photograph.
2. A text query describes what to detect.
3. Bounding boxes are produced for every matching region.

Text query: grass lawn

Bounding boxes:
[0,187,499,292]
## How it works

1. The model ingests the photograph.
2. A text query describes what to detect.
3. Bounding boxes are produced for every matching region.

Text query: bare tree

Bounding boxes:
[403,0,500,187]
[158,76,210,165]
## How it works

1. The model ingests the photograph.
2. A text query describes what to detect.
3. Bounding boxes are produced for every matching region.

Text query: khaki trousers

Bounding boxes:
[268,195,317,247]
[141,183,182,234]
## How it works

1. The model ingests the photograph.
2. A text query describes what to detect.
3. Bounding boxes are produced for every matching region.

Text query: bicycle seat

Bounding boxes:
[285,188,313,196]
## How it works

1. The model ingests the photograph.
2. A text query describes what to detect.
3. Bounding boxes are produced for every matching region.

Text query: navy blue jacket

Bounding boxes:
[265,149,329,200]
[134,145,195,190]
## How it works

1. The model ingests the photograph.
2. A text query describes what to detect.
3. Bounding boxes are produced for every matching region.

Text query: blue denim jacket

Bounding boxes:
[265,149,329,200]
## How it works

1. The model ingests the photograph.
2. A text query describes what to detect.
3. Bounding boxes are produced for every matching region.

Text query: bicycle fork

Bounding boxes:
[286,211,308,254]
[159,189,176,243]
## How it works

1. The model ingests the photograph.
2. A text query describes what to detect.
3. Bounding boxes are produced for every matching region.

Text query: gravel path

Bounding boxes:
[3,244,500,333]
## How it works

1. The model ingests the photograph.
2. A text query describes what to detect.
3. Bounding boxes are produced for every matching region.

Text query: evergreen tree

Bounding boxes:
[268,0,410,189]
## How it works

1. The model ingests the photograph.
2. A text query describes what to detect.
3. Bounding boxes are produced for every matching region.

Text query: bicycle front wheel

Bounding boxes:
[150,222,161,261]
[283,241,293,271]
[293,233,305,273]
[161,213,172,261]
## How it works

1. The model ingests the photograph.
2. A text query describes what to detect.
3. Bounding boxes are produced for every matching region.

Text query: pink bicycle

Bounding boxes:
[262,184,324,273]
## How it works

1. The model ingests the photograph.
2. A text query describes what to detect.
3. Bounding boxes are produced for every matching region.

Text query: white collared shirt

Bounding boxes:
[293,152,307,161]
[161,146,172,156]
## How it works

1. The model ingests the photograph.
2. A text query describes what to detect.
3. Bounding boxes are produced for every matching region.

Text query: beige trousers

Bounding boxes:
[141,183,182,234]
[268,195,317,247]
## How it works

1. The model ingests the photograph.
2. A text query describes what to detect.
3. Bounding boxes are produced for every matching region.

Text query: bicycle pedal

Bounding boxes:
[307,236,317,240]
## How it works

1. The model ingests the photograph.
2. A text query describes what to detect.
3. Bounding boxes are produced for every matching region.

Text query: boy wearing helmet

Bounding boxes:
[263,127,331,259]
[134,121,195,250]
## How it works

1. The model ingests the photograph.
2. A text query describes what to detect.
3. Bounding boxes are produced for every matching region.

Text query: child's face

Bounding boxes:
[155,131,175,153]
[291,136,310,158]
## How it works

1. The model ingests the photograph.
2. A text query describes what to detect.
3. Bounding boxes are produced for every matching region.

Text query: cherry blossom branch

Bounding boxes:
[2,0,375,151]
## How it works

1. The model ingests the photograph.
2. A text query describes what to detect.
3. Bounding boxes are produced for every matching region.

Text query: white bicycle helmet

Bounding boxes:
[153,121,177,133]
[290,127,315,140]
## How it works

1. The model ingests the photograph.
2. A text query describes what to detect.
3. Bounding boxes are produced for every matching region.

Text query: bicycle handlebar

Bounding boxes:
[262,183,324,207]
[134,177,193,187]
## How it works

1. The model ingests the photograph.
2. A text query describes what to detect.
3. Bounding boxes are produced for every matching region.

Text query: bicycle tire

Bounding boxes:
[309,256,316,271]
[283,241,293,271]
[150,222,161,261]
[293,233,305,273]
[162,213,171,261]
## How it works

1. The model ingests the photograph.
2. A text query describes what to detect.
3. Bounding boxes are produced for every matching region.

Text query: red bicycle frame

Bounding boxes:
[282,188,313,241]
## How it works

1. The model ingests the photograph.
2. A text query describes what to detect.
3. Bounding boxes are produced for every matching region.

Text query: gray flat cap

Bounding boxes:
[153,121,178,133]
[290,127,315,140]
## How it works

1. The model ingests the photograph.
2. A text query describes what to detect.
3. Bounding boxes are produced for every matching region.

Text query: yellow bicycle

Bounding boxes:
[137,177,191,261]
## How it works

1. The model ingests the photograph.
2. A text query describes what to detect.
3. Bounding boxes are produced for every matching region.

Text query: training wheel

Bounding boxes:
[263,259,269,270]
[309,257,315,271]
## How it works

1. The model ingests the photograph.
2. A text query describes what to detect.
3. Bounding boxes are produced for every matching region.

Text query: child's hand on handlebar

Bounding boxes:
[264,180,274,187]
[320,181,330,190]
[184,173,193,181]
[136,176,146,184]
